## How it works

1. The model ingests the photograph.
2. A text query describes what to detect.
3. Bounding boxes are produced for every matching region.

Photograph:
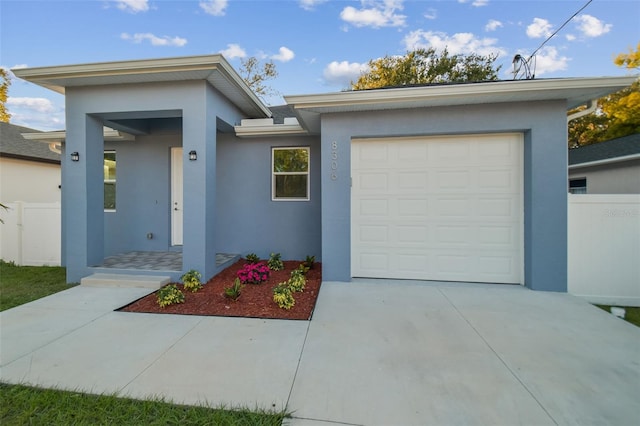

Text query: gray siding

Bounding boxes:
[569,160,640,194]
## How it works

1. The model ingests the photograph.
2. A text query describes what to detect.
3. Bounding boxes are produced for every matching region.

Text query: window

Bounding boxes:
[569,178,587,194]
[104,151,116,210]
[272,147,309,201]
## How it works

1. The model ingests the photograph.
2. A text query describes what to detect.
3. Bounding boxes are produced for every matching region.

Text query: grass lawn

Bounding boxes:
[0,260,75,311]
[1,383,287,425]
[0,261,289,425]
[596,305,640,328]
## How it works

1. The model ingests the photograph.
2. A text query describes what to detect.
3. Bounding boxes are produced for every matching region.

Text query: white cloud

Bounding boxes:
[527,18,553,39]
[7,97,55,113]
[458,0,489,7]
[271,47,295,62]
[574,14,612,38]
[340,0,406,29]
[121,32,187,47]
[7,97,65,130]
[114,0,149,13]
[403,30,506,57]
[424,8,437,20]
[199,0,228,16]
[299,0,328,11]
[530,46,569,76]
[485,19,503,32]
[323,61,369,87]
[219,43,246,59]
[566,34,577,41]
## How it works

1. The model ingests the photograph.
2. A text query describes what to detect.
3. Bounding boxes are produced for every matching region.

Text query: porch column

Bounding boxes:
[63,113,104,282]
[182,104,217,279]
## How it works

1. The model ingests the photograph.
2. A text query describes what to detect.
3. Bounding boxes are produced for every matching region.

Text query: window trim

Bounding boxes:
[104,150,116,212]
[271,146,310,202]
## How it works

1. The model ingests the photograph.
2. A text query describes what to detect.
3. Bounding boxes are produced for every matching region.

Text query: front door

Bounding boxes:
[171,147,183,246]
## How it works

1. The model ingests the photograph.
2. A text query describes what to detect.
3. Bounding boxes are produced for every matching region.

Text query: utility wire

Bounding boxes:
[528,0,593,61]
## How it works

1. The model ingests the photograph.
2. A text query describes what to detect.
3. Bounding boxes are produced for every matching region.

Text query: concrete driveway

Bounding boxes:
[1,280,639,425]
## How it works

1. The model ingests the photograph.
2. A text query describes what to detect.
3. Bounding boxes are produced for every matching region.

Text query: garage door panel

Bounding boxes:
[352,133,523,284]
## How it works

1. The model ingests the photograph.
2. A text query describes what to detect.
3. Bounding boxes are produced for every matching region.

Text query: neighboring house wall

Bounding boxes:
[319,100,568,292]
[215,134,322,260]
[569,159,640,194]
[0,157,61,203]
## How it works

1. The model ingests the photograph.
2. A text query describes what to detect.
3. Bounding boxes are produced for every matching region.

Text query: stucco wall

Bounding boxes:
[319,100,568,292]
[569,159,640,194]
[215,134,322,261]
[0,158,61,203]
[104,133,181,256]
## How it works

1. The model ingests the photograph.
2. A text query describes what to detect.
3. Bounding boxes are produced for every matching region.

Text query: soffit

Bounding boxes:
[12,55,271,118]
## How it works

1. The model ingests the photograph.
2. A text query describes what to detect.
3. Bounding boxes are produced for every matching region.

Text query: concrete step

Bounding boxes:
[81,273,170,289]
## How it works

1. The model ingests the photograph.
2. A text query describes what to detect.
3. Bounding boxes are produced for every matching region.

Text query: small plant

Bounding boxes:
[156,284,185,308]
[245,253,260,264]
[267,252,284,271]
[288,269,306,292]
[296,263,310,275]
[224,278,243,301]
[237,262,270,284]
[303,255,315,269]
[181,269,202,292]
[273,282,295,310]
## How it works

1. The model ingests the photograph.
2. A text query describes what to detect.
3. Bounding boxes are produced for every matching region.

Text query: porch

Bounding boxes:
[91,251,240,276]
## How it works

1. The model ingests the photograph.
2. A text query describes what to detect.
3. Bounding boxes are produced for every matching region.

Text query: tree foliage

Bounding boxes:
[238,56,278,100]
[0,68,11,123]
[568,43,640,148]
[351,48,502,90]
[614,42,640,70]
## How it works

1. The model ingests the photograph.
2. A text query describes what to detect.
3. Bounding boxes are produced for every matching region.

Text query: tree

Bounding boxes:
[614,42,640,70]
[238,56,278,100]
[0,68,11,123]
[568,43,640,147]
[351,48,501,90]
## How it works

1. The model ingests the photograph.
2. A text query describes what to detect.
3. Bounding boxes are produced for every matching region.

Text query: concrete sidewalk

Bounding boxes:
[1,281,639,425]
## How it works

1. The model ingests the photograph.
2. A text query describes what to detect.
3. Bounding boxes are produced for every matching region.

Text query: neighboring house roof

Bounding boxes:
[569,133,640,168]
[0,122,61,164]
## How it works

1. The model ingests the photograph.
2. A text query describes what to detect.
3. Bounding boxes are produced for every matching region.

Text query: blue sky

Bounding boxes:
[2,0,638,130]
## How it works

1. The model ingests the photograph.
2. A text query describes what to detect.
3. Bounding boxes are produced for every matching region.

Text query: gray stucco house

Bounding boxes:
[13,55,635,291]
[568,133,640,194]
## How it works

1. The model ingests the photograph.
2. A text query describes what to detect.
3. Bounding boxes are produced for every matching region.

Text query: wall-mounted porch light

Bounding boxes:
[189,150,197,161]
[71,152,80,162]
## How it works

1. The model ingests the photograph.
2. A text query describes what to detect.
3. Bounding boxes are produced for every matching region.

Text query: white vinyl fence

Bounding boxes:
[568,194,640,307]
[0,202,61,266]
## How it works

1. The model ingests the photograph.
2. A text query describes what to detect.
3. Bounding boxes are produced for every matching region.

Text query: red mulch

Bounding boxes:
[119,260,322,320]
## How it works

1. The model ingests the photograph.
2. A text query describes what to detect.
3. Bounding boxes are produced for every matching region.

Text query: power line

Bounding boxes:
[529,0,593,61]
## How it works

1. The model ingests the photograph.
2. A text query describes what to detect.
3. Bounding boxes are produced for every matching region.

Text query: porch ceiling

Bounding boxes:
[12,55,271,119]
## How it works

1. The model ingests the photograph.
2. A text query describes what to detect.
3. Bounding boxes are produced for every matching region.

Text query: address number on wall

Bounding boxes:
[330,141,338,180]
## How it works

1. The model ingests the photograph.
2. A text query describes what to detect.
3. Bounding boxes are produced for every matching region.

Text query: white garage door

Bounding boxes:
[351,133,523,284]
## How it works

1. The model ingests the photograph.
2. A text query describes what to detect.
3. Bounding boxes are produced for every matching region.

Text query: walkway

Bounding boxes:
[96,251,238,271]
[1,280,639,425]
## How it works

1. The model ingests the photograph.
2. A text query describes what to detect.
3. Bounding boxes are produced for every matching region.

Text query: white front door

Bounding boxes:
[171,147,183,246]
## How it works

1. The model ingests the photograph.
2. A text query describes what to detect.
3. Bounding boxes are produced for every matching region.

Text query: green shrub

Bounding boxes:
[267,252,284,271]
[224,278,244,301]
[303,255,315,269]
[181,269,202,292]
[245,253,260,264]
[273,282,295,310]
[288,270,306,292]
[156,284,185,308]
[296,263,310,275]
